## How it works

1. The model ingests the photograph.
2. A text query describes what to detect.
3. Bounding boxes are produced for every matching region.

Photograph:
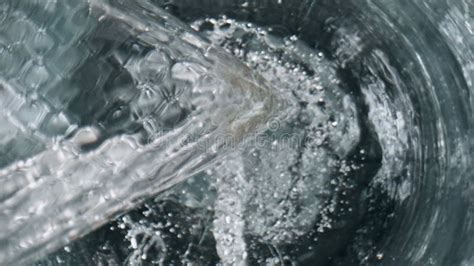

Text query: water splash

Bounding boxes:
[2,0,473,265]
[49,1,472,265]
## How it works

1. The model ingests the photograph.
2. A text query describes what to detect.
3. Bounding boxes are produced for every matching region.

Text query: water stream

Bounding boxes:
[0,1,281,264]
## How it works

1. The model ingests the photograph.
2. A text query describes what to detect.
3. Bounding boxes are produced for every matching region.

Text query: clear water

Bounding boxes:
[1,0,473,265]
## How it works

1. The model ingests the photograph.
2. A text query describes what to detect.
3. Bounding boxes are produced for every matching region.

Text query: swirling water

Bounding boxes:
[1,0,473,265]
